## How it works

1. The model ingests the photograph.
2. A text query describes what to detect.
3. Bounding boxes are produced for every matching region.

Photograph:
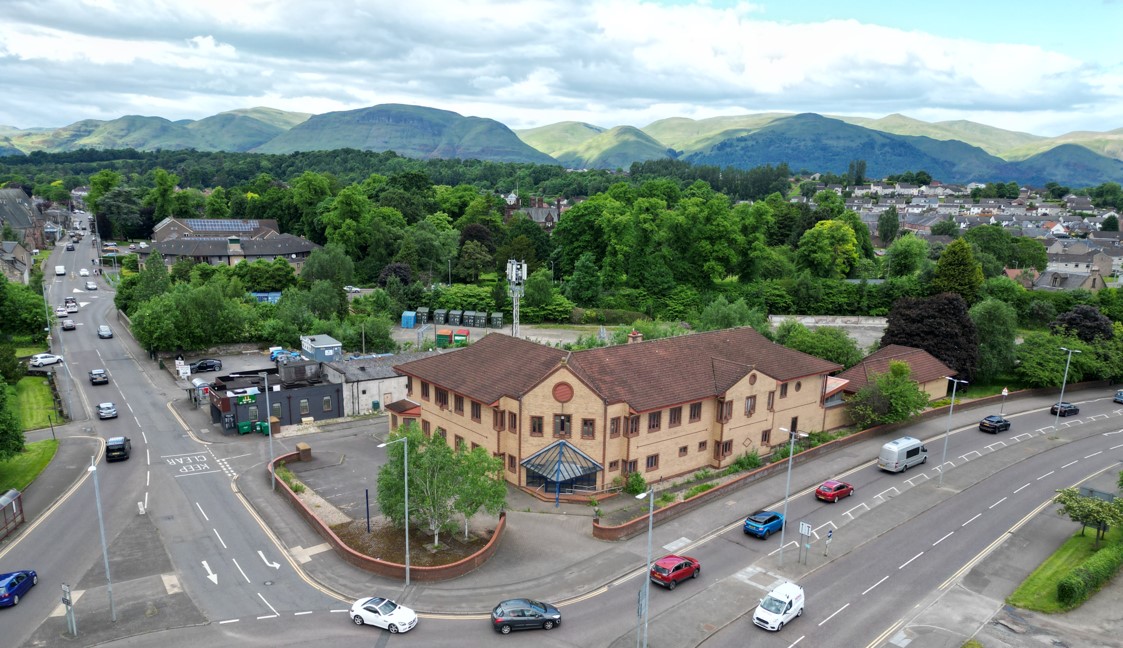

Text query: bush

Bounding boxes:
[684,483,716,499]
[654,492,677,508]
[623,471,647,495]
[771,443,794,463]
[693,468,713,482]
[1056,542,1123,608]
[730,450,763,472]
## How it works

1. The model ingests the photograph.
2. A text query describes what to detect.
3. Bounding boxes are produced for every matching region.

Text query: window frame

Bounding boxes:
[530,416,544,437]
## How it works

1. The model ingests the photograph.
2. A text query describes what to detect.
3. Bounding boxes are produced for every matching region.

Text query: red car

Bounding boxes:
[649,554,700,590]
[815,480,854,503]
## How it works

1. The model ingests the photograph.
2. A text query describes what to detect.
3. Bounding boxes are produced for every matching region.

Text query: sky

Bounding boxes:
[2,0,1122,136]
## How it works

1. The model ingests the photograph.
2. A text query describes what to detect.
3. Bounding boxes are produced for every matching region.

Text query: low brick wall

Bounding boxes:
[592,380,1111,541]
[270,451,507,581]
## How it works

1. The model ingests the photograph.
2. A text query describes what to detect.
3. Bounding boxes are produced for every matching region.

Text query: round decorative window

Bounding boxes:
[748,373,757,385]
[795,381,802,392]
[553,382,574,403]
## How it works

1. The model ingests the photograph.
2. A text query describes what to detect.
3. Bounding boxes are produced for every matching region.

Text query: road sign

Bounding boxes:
[827,529,833,541]
[1002,387,1009,396]
[799,521,812,536]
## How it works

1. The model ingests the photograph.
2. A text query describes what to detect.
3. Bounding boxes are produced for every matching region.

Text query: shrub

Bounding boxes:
[771,443,794,463]
[655,492,677,508]
[693,468,713,482]
[730,450,762,472]
[1056,542,1123,608]
[684,483,716,499]
[623,471,647,495]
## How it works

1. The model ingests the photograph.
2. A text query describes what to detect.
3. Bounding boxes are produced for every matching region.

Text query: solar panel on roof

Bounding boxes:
[183,219,258,232]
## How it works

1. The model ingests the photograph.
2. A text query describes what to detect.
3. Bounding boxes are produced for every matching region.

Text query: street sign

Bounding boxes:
[1002,387,1009,396]
[799,521,812,536]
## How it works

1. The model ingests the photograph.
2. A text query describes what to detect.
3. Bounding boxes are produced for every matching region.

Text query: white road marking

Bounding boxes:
[862,575,889,595]
[933,531,954,546]
[787,636,805,647]
[989,497,1007,509]
[219,619,239,624]
[875,487,899,501]
[1111,444,1123,450]
[144,491,148,511]
[1085,451,1103,459]
[1037,470,1055,480]
[663,536,692,553]
[1061,460,1078,469]
[258,550,281,569]
[962,513,981,527]
[985,441,1006,451]
[174,469,223,478]
[899,552,924,569]
[202,560,218,585]
[294,611,313,616]
[146,449,150,465]
[818,602,849,626]
[844,502,869,519]
[196,502,209,521]
[1013,483,1031,494]
[146,470,150,486]
[258,592,279,616]
[213,528,227,549]
[959,450,981,461]
[142,431,148,443]
[257,615,278,620]
[231,558,251,583]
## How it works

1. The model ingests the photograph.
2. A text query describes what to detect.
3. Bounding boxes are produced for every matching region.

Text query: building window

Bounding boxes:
[507,454,516,472]
[422,420,431,436]
[531,416,544,436]
[454,434,464,449]
[767,391,775,411]
[322,396,332,412]
[248,405,259,421]
[679,445,688,457]
[627,415,640,437]
[689,402,702,422]
[698,440,708,453]
[669,406,682,427]
[648,411,661,432]
[554,414,572,437]
[472,442,480,451]
[610,417,620,438]
[454,394,464,415]
[717,400,732,422]
[625,459,638,473]
[509,412,517,433]
[406,377,412,395]
[721,440,733,457]
[299,399,309,415]
[609,460,619,471]
[780,383,788,398]
[761,428,771,445]
[790,416,799,435]
[744,395,756,417]
[421,382,429,400]
[795,381,802,392]
[271,402,281,421]
[493,409,505,430]
[436,388,449,409]
[645,454,659,471]
[436,427,447,439]
[471,401,481,422]
[581,418,595,439]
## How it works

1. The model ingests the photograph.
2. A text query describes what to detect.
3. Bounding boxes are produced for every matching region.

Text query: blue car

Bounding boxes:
[0,570,37,607]
[744,510,785,539]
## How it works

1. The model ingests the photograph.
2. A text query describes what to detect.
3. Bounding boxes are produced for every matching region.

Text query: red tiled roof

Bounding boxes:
[834,344,955,393]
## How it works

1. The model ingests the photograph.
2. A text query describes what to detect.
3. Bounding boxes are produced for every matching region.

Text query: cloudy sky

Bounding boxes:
[3,0,1121,136]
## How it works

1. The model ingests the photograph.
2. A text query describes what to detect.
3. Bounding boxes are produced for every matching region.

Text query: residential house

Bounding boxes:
[1033,270,1106,292]
[0,240,32,284]
[834,345,956,401]
[1046,250,1112,277]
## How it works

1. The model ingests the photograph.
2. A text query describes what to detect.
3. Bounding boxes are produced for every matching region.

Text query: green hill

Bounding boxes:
[516,121,607,158]
[519,123,670,169]
[835,113,1043,156]
[219,107,310,130]
[185,113,287,151]
[999,129,1123,162]
[641,113,791,152]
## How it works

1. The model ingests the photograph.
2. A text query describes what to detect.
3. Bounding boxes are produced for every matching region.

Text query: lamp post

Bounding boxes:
[261,372,275,491]
[1053,347,1081,431]
[938,377,968,488]
[777,427,806,566]
[88,456,116,621]
[635,487,654,648]
[377,436,410,587]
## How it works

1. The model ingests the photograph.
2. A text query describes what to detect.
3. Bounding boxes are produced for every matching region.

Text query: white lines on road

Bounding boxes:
[257,593,279,617]
[787,636,805,647]
[933,461,955,474]
[146,470,150,487]
[899,552,924,570]
[1037,470,1055,480]
[330,609,348,613]
[862,575,889,596]
[844,502,869,519]
[146,448,150,465]
[989,497,1007,509]
[959,450,981,462]
[232,558,251,584]
[257,615,278,620]
[812,522,836,537]
[875,487,900,502]
[1111,443,1123,451]
[258,550,281,569]
[768,540,800,556]
[142,431,148,444]
[196,502,209,521]
[933,531,955,546]
[294,611,313,616]
[904,473,929,486]
[1061,460,1079,469]
[962,513,982,527]
[818,603,849,626]
[144,491,149,512]
[1105,430,1123,436]
[985,441,1006,451]
[1014,483,1031,494]
[219,619,239,625]
[1013,433,1034,442]
[213,528,228,549]
[174,469,223,478]
[1085,451,1103,459]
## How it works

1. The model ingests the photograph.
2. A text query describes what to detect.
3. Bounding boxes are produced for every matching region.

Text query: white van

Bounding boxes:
[878,436,928,473]
[753,582,804,631]
[54,265,66,276]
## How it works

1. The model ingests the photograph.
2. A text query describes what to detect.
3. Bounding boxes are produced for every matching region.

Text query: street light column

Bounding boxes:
[635,488,654,648]
[378,436,411,587]
[262,373,275,491]
[778,427,801,566]
[1053,347,1080,432]
[88,457,116,621]
[938,377,968,488]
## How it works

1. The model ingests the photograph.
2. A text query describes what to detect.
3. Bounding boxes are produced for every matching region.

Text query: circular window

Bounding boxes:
[795,381,802,392]
[748,373,757,385]
[552,382,574,403]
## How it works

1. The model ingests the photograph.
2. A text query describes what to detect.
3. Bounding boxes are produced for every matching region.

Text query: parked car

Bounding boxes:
[269,348,300,362]
[105,436,132,462]
[649,554,700,590]
[979,415,1011,433]
[815,480,854,503]
[97,325,113,339]
[491,598,562,634]
[54,306,68,317]
[79,268,89,277]
[744,510,784,539]
[190,358,222,373]
[97,402,117,419]
[753,582,804,632]
[344,285,361,293]
[0,570,37,607]
[1050,402,1079,417]
[29,353,63,367]
[89,369,109,385]
[349,596,417,633]
[61,319,76,331]
[84,281,97,291]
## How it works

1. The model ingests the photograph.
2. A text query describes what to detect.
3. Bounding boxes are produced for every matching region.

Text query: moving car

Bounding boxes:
[753,582,804,632]
[97,402,117,419]
[1050,402,1079,417]
[65,243,75,251]
[744,510,784,539]
[979,415,1011,433]
[54,306,68,317]
[1115,389,1123,405]
[97,325,113,339]
[349,596,417,634]
[815,479,854,503]
[29,353,63,367]
[65,299,78,313]
[0,570,37,607]
[190,358,222,373]
[79,268,89,277]
[877,436,928,473]
[89,369,109,385]
[61,319,76,331]
[649,554,700,590]
[344,285,361,293]
[85,281,98,290]
[491,598,562,634]
[105,436,131,462]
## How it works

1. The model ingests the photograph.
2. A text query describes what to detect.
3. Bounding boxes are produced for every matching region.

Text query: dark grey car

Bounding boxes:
[491,598,561,634]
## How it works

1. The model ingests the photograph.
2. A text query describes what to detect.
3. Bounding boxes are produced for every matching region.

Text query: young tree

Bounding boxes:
[145,168,178,220]
[375,423,423,529]
[1013,332,1096,387]
[300,243,355,287]
[884,235,929,277]
[524,267,554,309]
[846,361,932,430]
[455,240,492,283]
[205,187,230,219]
[411,432,460,548]
[881,292,980,382]
[0,386,23,461]
[931,238,984,304]
[929,218,958,237]
[453,445,507,540]
[877,206,900,244]
[1054,488,1123,545]
[969,299,1018,384]
[774,322,863,369]
[796,220,858,279]
[697,295,767,333]
[564,252,601,307]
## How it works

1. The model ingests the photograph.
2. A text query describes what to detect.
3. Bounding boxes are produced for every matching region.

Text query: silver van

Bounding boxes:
[878,436,928,473]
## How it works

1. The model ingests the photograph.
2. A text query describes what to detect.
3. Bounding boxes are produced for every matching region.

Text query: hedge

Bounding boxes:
[1057,541,1123,608]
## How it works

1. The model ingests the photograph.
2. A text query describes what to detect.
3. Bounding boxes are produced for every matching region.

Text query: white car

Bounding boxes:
[753,582,804,632]
[85,281,97,291]
[79,268,89,277]
[350,596,417,634]
[55,306,68,317]
[30,353,63,367]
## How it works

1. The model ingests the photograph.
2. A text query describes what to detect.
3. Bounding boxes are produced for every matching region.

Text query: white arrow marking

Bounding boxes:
[202,560,218,584]
[258,550,280,569]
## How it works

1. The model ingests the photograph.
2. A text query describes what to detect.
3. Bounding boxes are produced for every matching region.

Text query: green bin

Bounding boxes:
[372,400,380,411]
[257,421,271,435]
[237,420,252,435]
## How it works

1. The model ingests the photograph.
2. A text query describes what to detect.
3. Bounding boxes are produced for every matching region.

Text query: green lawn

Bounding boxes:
[0,439,59,493]
[1007,526,1122,613]
[10,376,61,429]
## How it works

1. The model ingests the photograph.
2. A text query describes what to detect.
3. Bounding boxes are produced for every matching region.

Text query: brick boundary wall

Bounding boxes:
[593,380,1112,541]
[269,451,507,582]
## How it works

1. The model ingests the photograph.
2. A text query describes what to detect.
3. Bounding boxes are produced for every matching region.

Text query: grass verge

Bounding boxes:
[1007,526,1122,613]
[11,376,60,429]
[0,439,59,492]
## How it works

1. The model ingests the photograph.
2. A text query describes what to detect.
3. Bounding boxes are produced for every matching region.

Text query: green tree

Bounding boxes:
[205,186,230,219]
[453,444,507,540]
[845,360,931,430]
[877,206,900,244]
[411,431,460,547]
[87,169,122,215]
[564,252,601,307]
[300,243,354,287]
[882,292,980,382]
[1050,305,1114,343]
[969,299,1018,383]
[0,386,24,461]
[0,343,24,385]
[696,295,768,333]
[1054,488,1123,544]
[774,321,863,368]
[376,422,423,530]
[1013,332,1095,387]
[929,218,958,237]
[1103,214,1119,232]
[134,251,171,305]
[145,168,178,220]
[524,268,554,309]
[796,220,858,279]
[455,240,492,284]
[931,238,984,303]
[884,235,929,277]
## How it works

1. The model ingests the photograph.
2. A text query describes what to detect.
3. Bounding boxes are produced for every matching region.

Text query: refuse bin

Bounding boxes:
[257,421,271,435]
[237,420,253,435]
[372,400,381,411]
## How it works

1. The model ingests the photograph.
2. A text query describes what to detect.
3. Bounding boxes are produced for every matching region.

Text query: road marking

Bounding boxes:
[294,611,313,616]
[866,619,905,648]
[258,592,279,616]
[213,528,228,549]
[1014,483,1031,494]
[257,615,278,620]
[933,531,954,546]
[989,497,1007,509]
[813,521,837,536]
[844,502,869,519]
[144,491,149,511]
[899,552,924,569]
[259,550,281,569]
[146,470,150,486]
[959,450,981,461]
[768,539,800,556]
[787,636,805,647]
[1085,451,1103,459]
[862,575,889,596]
[905,473,930,486]
[1037,470,1055,480]
[142,431,148,443]
[219,619,239,624]
[146,449,150,465]
[174,469,223,478]
[161,451,209,458]
[818,602,849,626]
[1111,444,1123,450]
[196,502,209,521]
[874,487,899,502]
[663,536,692,553]
[1013,433,1033,442]
[1061,460,1078,469]
[330,609,349,613]
[984,441,1006,451]
[232,558,251,584]
[202,560,218,585]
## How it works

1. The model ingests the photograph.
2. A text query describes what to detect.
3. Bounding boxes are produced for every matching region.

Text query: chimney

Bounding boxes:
[627,330,643,344]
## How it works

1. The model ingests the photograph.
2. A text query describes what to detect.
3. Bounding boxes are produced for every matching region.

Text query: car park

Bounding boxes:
[89,369,109,385]
[97,325,113,339]
[979,414,1011,433]
[815,479,854,502]
[97,402,117,419]
[105,436,131,461]
[0,569,37,607]
[744,510,784,538]
[85,281,97,290]
[491,598,562,634]
[649,554,700,590]
[349,596,417,633]
[1051,402,1079,417]
[55,306,68,317]
[753,582,804,632]
[29,353,63,367]
[61,319,76,331]
[79,268,89,276]
[190,358,223,373]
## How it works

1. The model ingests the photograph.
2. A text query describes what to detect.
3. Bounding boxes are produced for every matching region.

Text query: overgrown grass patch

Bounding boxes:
[11,376,60,430]
[0,439,59,493]
[275,462,306,493]
[1007,526,1123,613]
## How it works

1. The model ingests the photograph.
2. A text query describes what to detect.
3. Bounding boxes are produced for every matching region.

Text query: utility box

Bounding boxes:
[415,307,429,323]
[454,328,470,344]
[463,310,476,327]
[401,311,416,329]
[449,310,463,326]
[434,309,447,324]
[436,329,453,348]
[490,312,504,328]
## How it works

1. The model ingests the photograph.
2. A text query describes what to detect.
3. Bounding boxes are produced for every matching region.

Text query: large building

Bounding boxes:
[393,329,844,493]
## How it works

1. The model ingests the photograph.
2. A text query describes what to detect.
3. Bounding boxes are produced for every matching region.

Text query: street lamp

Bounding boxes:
[261,373,275,491]
[635,487,654,648]
[777,427,807,566]
[938,377,968,488]
[377,436,410,587]
[88,456,116,621]
[1053,347,1081,431]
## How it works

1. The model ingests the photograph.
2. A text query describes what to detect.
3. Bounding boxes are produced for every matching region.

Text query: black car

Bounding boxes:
[491,598,561,634]
[65,243,75,251]
[1051,402,1079,417]
[190,358,222,373]
[978,415,1010,433]
[88,369,109,385]
[105,436,131,462]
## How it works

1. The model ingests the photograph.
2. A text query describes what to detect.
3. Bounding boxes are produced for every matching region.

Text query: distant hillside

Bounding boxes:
[834,113,1044,156]
[517,121,607,157]
[999,128,1123,162]
[518,123,669,169]
[219,107,311,131]
[1011,143,1123,186]
[257,103,557,164]
[641,113,790,152]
